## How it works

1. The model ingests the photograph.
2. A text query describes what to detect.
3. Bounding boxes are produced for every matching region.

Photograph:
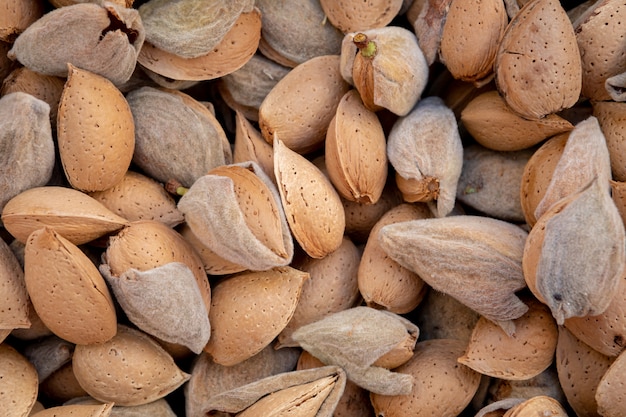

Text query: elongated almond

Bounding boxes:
[233,110,274,180]
[1,186,129,245]
[593,100,626,182]
[0,236,29,330]
[596,348,626,417]
[274,138,346,259]
[0,0,43,42]
[320,0,403,33]
[0,343,38,417]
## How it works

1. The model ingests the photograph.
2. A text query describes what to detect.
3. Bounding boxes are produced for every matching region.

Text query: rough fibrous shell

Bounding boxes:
[0,343,39,417]
[23,335,73,383]
[73,325,191,406]
[24,227,117,345]
[320,0,403,33]
[8,2,145,86]
[57,64,135,192]
[495,0,582,119]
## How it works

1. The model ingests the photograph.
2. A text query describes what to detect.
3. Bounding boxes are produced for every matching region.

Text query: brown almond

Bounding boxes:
[458,297,558,380]
[0,0,43,42]
[320,0,403,33]
[24,227,117,344]
[502,396,568,417]
[205,267,308,366]
[593,100,626,181]
[274,138,346,259]
[358,203,431,314]
[31,404,114,417]
[370,339,481,417]
[0,343,39,417]
[461,90,574,152]
[57,64,134,192]
[325,89,388,204]
[232,110,275,180]
[0,236,30,330]
[39,362,88,404]
[595,348,626,417]
[1,186,129,245]
[73,325,190,406]
[260,55,350,154]
[495,0,581,119]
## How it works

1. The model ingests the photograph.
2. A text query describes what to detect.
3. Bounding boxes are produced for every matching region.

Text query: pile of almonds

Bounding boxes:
[2,0,626,416]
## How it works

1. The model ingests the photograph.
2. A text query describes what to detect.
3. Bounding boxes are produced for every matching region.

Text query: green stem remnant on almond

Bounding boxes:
[165,179,188,196]
[353,33,377,58]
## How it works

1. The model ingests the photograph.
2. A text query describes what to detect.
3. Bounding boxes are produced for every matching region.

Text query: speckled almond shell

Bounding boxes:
[259,55,350,154]
[0,0,43,42]
[596,347,626,417]
[458,298,558,380]
[502,396,568,416]
[593,100,626,182]
[24,227,117,345]
[461,91,574,152]
[103,220,211,315]
[57,64,135,192]
[30,403,114,417]
[137,9,261,81]
[556,327,613,417]
[273,138,346,259]
[325,89,388,204]
[72,325,190,406]
[370,339,481,417]
[205,267,308,366]
[320,0,403,33]
[358,203,430,314]
[1,186,129,245]
[0,344,38,417]
[0,237,30,330]
[233,111,275,180]
[495,0,581,119]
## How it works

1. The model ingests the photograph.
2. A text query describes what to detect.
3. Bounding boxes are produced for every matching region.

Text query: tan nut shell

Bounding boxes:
[103,220,211,314]
[458,298,558,380]
[0,0,43,42]
[31,403,114,417]
[58,64,134,192]
[2,186,129,245]
[24,227,117,345]
[461,91,574,152]
[260,55,350,154]
[0,237,30,330]
[204,267,308,366]
[358,203,430,314]
[325,89,388,204]
[0,343,38,417]
[370,339,481,417]
[137,9,261,81]
[593,100,626,182]
[233,110,275,180]
[596,348,626,417]
[274,138,346,259]
[320,0,403,33]
[556,326,613,417]
[73,325,190,406]
[502,396,568,417]
[495,0,581,119]
[88,170,184,228]
[39,363,88,404]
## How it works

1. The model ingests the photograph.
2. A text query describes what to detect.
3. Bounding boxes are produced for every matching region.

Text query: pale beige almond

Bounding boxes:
[64,397,176,417]
[0,0,43,42]
[502,396,568,416]
[325,89,387,204]
[205,267,308,366]
[88,170,184,228]
[461,90,573,152]
[31,403,114,417]
[232,110,275,180]
[320,0,403,33]
[358,203,431,314]
[0,343,39,417]
[0,236,30,330]
[137,9,260,81]
[260,55,350,154]
[73,325,190,406]
[596,348,626,416]
[458,297,558,380]
[24,227,117,345]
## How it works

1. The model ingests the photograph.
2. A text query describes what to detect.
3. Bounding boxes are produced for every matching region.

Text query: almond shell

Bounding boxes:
[0,343,39,417]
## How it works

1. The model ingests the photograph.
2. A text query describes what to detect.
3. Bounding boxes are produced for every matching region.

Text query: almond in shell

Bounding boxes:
[320,0,403,33]
[593,100,626,182]
[72,325,190,406]
[39,362,88,404]
[232,110,275,180]
[0,0,43,42]
[24,227,117,345]
[31,404,114,417]
[0,236,30,330]
[595,347,626,417]
[1,186,129,245]
[57,64,134,192]
[501,396,568,417]
[0,343,39,417]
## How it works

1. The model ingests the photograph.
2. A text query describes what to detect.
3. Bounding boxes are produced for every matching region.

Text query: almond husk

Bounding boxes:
[0,343,39,417]
[1,186,129,245]
[31,403,114,417]
[259,55,350,154]
[57,64,134,192]
[325,89,387,204]
[23,335,73,382]
[73,325,190,406]
[88,170,183,227]
[379,215,529,335]
[8,2,145,86]
[595,348,626,417]
[593,100,626,182]
[24,227,117,344]
[486,366,567,406]
[0,0,43,42]
[320,0,403,33]
[458,297,558,380]
[277,237,361,348]
[460,90,574,152]
[495,0,581,119]
[439,0,507,86]
[273,138,346,259]
[409,0,453,66]
[370,339,481,417]
[205,267,309,366]
[556,326,613,417]
[0,236,30,330]
[178,224,247,276]
[137,9,261,81]
[358,203,430,314]
[232,110,275,180]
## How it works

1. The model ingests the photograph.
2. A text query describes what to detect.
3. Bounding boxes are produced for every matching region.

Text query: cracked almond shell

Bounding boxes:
[0,343,38,417]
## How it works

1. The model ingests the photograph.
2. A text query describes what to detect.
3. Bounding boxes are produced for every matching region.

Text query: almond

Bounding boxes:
[593,100,626,181]
[502,396,568,416]
[0,343,38,417]
[320,0,403,33]
[232,110,275,180]
[39,362,88,404]
[31,403,114,417]
[595,347,626,417]
[0,0,43,42]
[0,236,30,330]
